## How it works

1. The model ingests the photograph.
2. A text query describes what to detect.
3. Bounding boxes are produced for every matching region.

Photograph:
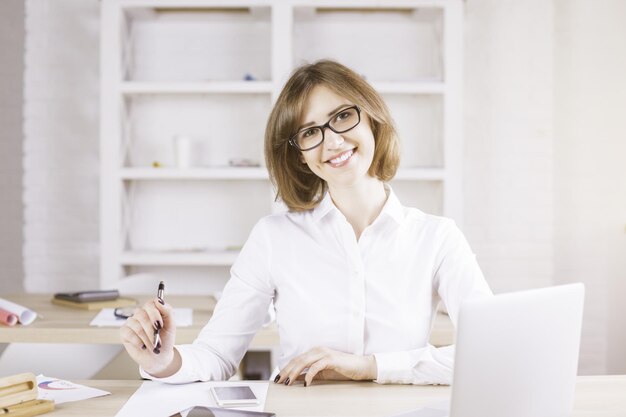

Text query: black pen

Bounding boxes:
[153,281,165,353]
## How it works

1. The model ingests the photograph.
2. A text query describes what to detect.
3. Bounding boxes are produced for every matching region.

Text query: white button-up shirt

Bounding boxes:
[142,188,492,384]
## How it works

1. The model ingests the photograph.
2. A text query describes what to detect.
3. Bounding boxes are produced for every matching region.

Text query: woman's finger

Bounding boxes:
[304,358,331,387]
[125,314,153,348]
[143,302,164,334]
[153,298,175,329]
[135,308,159,347]
[282,348,327,386]
[120,325,147,351]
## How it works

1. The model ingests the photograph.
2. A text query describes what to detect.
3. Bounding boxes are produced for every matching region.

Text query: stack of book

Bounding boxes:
[52,290,136,310]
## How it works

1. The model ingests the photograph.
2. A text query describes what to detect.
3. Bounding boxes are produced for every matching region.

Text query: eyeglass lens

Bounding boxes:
[295,107,360,150]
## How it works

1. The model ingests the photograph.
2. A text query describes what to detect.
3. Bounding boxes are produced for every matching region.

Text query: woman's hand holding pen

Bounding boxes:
[274,347,378,387]
[120,296,181,378]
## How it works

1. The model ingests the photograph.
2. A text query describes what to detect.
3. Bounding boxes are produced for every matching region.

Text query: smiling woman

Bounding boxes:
[120,60,492,387]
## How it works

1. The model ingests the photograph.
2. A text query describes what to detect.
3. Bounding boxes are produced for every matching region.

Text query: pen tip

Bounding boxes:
[158,281,165,289]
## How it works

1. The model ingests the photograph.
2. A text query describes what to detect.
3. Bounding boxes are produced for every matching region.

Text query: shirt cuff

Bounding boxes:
[374,350,420,384]
[374,345,455,385]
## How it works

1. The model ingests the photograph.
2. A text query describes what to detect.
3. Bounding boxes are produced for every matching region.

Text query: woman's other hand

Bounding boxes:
[274,347,377,387]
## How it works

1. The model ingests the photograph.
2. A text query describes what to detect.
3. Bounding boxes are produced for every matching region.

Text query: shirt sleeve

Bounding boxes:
[140,219,275,383]
[374,219,492,385]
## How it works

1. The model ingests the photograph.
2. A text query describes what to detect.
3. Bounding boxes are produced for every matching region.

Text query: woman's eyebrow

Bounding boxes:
[296,104,353,131]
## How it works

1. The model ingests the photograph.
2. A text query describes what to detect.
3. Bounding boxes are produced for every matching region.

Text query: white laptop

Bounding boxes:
[396,283,585,417]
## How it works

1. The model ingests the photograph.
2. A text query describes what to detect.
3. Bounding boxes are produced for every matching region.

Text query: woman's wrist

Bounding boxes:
[363,354,378,380]
[144,347,182,378]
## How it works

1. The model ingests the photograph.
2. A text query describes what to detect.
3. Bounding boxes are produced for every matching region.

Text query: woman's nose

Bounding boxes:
[324,128,345,149]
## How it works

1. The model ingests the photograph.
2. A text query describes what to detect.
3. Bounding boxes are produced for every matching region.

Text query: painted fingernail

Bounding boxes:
[141,344,146,350]
[158,298,164,305]
[284,378,290,385]
[155,321,162,329]
[157,342,162,349]
[153,347,160,354]
[304,380,307,387]
[273,375,280,383]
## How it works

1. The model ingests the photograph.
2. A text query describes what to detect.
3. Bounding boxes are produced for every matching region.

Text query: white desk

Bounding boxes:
[42,376,626,417]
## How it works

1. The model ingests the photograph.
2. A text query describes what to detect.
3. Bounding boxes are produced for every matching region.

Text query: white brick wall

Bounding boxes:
[554,0,626,375]
[464,0,626,375]
[0,0,25,294]
[464,0,554,294]
[23,0,100,292]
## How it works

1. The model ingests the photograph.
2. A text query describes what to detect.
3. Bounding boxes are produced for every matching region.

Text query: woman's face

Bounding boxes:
[296,85,376,189]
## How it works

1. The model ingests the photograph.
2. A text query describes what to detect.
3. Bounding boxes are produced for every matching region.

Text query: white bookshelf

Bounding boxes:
[100,0,464,292]
[120,81,275,95]
[119,167,269,180]
[120,250,239,266]
[371,82,445,95]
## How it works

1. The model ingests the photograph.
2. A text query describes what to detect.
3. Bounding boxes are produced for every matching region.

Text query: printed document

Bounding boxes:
[90,308,193,327]
[115,381,269,417]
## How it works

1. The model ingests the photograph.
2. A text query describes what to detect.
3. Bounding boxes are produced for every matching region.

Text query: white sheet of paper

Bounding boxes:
[89,308,193,327]
[36,375,110,404]
[114,381,269,417]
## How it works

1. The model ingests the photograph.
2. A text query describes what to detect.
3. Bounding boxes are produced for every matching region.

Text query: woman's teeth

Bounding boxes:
[329,149,353,164]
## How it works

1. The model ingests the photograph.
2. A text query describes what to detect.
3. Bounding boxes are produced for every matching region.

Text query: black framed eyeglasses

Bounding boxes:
[288,105,361,151]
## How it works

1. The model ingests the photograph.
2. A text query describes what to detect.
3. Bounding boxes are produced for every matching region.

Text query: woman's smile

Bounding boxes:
[325,148,356,168]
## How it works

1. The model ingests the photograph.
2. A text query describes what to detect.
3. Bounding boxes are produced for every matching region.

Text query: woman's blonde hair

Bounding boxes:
[264,60,400,211]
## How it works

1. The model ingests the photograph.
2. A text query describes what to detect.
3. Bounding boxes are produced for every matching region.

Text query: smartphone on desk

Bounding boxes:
[210,386,260,407]
[54,289,119,303]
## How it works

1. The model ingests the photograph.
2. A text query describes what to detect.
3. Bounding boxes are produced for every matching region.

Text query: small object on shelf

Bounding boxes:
[152,161,162,168]
[243,72,256,81]
[228,158,260,167]
[173,135,193,168]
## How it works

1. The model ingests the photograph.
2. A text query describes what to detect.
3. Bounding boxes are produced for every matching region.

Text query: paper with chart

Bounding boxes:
[36,375,110,404]
[114,380,270,417]
[89,308,193,327]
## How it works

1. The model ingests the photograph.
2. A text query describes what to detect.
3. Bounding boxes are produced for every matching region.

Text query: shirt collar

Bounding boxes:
[380,185,405,225]
[311,184,405,225]
[311,191,336,222]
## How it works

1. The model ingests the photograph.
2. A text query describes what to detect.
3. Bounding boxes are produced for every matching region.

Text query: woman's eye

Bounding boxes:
[336,111,349,121]
[302,129,316,138]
